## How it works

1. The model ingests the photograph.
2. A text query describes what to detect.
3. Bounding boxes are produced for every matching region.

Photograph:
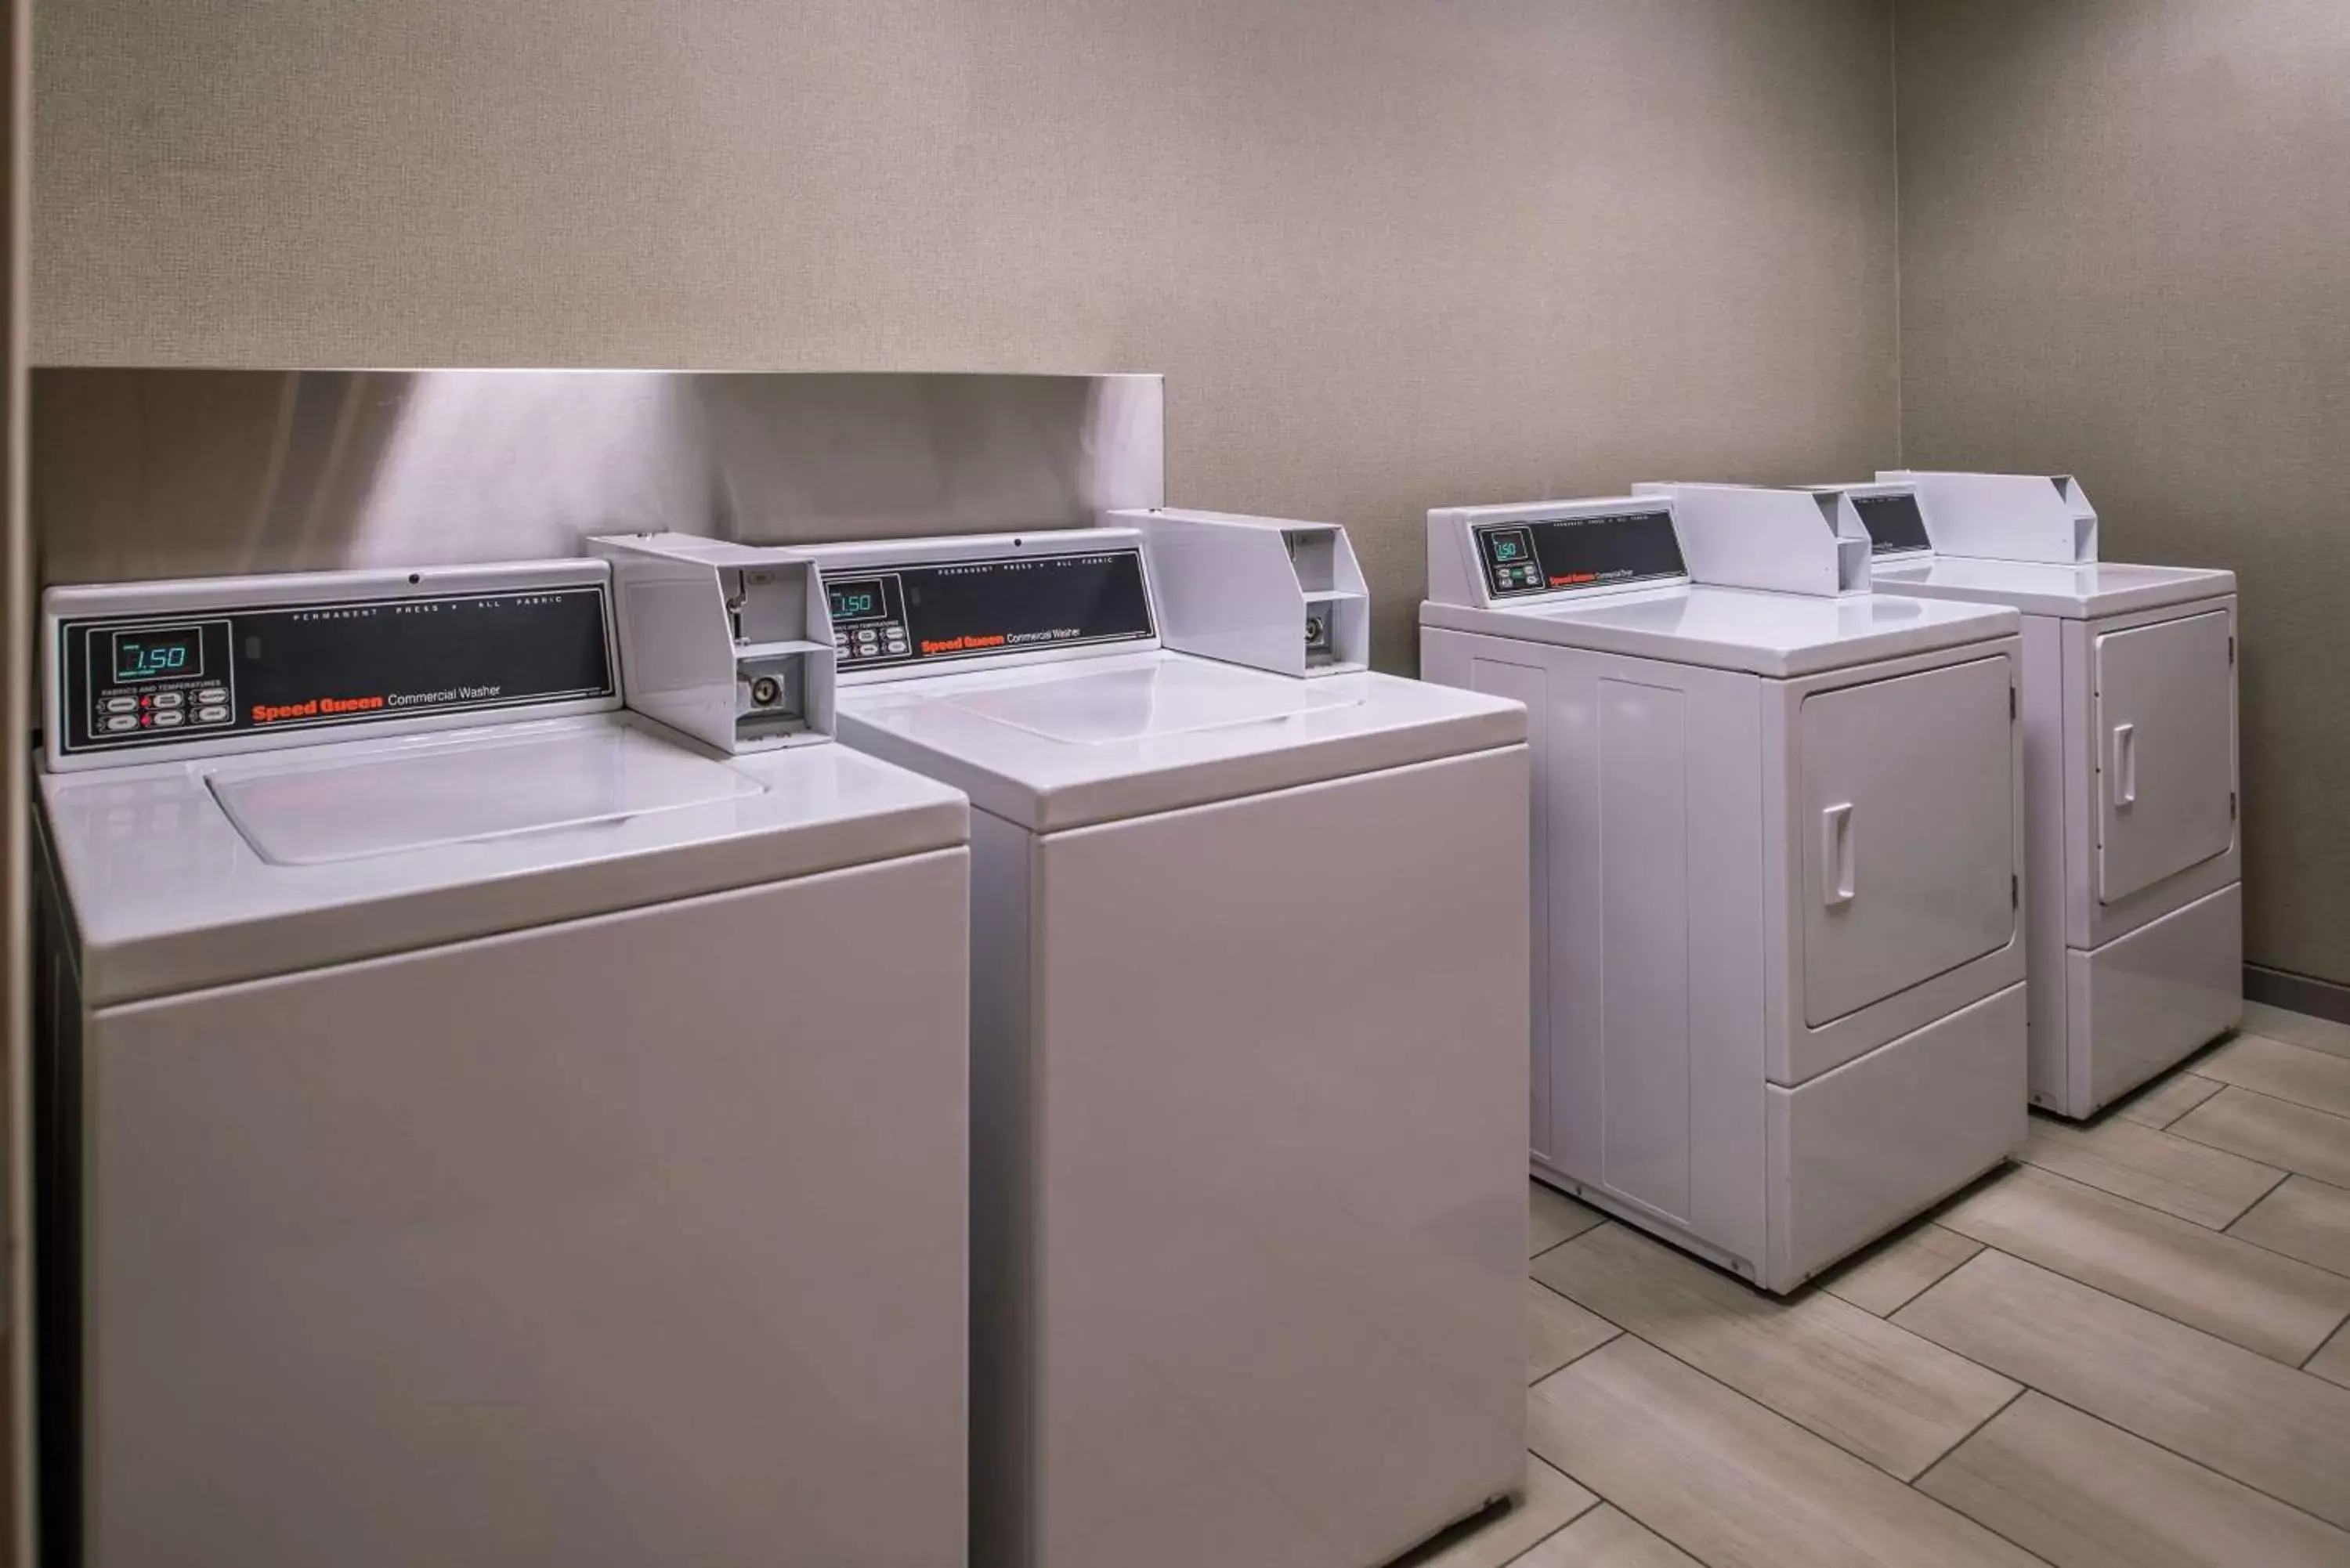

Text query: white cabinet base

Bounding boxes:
[1768,982,2026,1290]
[1538,985,2026,1295]
[2048,880,2243,1118]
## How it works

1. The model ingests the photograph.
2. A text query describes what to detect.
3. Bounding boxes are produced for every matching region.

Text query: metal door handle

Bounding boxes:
[1821,803,1856,908]
[2112,722,2137,808]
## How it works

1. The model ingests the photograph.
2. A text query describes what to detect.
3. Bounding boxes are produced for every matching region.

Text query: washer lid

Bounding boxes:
[935,659,1361,746]
[212,724,764,865]
[1419,583,2018,677]
[1872,557,2236,619]
[39,712,968,1006]
[837,652,1524,832]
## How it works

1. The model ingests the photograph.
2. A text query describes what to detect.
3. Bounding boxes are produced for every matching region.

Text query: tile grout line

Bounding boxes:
[1576,1304,2002,1487]
[1942,1162,2350,1364]
[1497,1454,1603,1568]
[1947,1371,2350,1545]
[1535,1326,2063,1568]
[2008,1133,2288,1232]
[2299,1313,2350,1372]
[1894,1247,2350,1535]
[2224,1198,2350,1286]
[1963,1228,2350,1377]
[1907,1378,2028,1490]
[1896,1390,2068,1568]
[2143,1072,2225,1130]
[2169,1079,2350,1142]
[1820,1235,1980,1320]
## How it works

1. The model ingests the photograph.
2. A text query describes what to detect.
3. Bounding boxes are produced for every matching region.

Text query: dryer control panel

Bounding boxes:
[45,564,618,771]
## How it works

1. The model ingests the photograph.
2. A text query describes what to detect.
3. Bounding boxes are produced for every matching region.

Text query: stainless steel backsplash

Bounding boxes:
[31,369,1165,587]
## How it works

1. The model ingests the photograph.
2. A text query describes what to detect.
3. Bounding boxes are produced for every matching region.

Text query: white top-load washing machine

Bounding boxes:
[598,516,1531,1568]
[1824,471,2241,1117]
[33,559,973,1568]
[1420,489,2029,1293]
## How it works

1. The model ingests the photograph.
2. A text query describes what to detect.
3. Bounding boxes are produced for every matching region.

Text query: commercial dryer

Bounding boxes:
[1421,490,2027,1293]
[600,518,1532,1568]
[1831,471,2242,1116]
[34,559,973,1568]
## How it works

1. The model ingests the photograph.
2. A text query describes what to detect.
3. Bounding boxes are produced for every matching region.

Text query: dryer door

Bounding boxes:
[2095,609,2236,905]
[1801,656,2016,1026]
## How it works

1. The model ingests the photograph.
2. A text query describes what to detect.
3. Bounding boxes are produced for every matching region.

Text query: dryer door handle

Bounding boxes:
[1821,802,1856,908]
[2112,722,2138,809]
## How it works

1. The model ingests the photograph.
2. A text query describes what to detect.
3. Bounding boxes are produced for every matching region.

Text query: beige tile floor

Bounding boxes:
[1397,1006,2350,1567]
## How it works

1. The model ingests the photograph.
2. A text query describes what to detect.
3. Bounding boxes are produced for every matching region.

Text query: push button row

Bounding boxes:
[98,706,233,734]
[833,626,910,660]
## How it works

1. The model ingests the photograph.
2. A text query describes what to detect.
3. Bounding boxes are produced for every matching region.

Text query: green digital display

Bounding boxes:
[828,579,889,623]
[110,626,204,684]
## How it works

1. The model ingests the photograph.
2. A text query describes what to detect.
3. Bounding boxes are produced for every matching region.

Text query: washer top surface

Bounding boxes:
[1873,556,2236,619]
[1419,583,2019,677]
[837,650,1525,832]
[41,711,967,1006]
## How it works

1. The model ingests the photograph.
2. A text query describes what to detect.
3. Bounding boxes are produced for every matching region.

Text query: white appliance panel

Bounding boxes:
[2072,881,2244,1109]
[1766,981,2026,1286]
[1020,750,1528,1568]
[2094,609,2237,905]
[1422,627,1769,1280]
[78,854,971,1568]
[1799,657,2017,1025]
[1599,678,1697,1220]
[1466,656,1556,1163]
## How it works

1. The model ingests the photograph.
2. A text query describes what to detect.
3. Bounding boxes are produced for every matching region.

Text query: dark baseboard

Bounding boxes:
[2245,963,2350,1028]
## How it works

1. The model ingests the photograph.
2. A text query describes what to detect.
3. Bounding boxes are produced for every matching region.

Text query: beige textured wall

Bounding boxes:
[32,0,1899,671]
[1895,0,2350,988]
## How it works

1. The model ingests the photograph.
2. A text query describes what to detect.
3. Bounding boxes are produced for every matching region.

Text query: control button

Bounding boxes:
[833,632,849,649]
[103,715,139,732]
[151,710,186,728]
[150,691,185,709]
[855,630,878,646]
[197,687,228,705]
[102,695,139,714]
[196,705,231,724]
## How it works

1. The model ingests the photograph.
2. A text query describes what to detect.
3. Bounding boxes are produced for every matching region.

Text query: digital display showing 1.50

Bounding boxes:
[110,625,205,683]
[827,578,890,623]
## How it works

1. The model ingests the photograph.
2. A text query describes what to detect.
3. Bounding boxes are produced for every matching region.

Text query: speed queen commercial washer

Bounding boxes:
[33,559,971,1568]
[1849,471,2243,1115]
[638,519,1533,1568]
[1422,490,2028,1292]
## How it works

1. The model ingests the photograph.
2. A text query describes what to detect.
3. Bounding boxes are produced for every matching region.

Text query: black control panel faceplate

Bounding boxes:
[823,549,1155,670]
[1474,509,1687,599]
[56,585,616,756]
[1852,493,1934,556]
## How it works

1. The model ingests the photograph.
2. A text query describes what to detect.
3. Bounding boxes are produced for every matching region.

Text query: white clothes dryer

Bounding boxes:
[1846,471,2243,1116]
[1422,491,2028,1292]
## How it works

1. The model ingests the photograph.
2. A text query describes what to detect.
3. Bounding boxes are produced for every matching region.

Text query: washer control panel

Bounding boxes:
[50,573,616,765]
[818,547,1155,672]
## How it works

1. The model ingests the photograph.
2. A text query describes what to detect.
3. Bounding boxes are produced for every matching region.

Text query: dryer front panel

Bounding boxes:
[2093,609,2236,905]
[1799,655,2017,1026]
